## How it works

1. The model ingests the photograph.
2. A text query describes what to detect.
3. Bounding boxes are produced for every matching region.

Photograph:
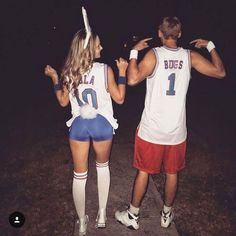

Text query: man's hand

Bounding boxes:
[133,38,153,51]
[190,39,209,49]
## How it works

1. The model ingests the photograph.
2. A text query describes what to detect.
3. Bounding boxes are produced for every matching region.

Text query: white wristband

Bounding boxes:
[129,49,138,60]
[206,41,215,53]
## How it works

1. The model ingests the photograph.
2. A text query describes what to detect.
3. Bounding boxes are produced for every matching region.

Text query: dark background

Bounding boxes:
[0,0,235,149]
[1,1,236,235]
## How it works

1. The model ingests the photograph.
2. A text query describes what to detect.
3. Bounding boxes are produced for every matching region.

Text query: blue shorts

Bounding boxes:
[69,114,113,141]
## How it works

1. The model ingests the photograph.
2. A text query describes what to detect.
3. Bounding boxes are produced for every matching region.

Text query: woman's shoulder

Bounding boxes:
[93,62,107,68]
[91,62,110,74]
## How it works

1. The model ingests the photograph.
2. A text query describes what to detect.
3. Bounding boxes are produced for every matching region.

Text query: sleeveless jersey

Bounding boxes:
[138,46,191,144]
[66,62,118,130]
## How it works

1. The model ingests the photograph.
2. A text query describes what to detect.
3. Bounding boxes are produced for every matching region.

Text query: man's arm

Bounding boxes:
[127,38,156,86]
[190,39,226,79]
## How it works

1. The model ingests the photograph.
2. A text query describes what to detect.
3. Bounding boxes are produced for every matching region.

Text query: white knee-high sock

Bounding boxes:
[96,161,110,210]
[72,171,88,220]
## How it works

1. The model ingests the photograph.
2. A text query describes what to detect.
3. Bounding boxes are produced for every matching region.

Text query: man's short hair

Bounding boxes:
[159,17,181,40]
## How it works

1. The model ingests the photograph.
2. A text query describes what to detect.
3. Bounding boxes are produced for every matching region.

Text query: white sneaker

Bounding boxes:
[115,209,139,230]
[161,210,174,228]
[73,215,89,236]
[95,208,107,228]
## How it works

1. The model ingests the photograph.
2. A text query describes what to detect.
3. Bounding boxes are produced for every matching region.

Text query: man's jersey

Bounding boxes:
[66,62,118,130]
[138,46,191,144]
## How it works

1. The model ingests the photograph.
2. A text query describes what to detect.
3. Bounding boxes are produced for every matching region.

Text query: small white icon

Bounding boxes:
[14,216,20,224]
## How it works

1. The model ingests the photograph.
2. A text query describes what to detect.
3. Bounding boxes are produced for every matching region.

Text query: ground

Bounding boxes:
[0,80,235,235]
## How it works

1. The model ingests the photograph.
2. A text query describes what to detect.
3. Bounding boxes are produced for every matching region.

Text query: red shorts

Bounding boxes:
[133,130,186,174]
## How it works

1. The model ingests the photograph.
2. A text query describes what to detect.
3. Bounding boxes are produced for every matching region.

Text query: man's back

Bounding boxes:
[138,46,191,145]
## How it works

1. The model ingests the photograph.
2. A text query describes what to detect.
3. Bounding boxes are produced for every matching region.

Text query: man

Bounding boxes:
[115,16,225,229]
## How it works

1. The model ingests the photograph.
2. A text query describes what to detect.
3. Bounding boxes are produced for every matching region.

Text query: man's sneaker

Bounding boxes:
[161,210,174,228]
[115,209,139,230]
[73,215,89,236]
[95,208,107,228]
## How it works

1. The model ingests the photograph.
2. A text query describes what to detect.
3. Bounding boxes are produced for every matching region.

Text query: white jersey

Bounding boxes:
[138,46,191,145]
[66,62,118,130]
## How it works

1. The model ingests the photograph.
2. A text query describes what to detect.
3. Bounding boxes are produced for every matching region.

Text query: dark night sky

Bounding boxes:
[1,2,236,234]
[0,0,235,120]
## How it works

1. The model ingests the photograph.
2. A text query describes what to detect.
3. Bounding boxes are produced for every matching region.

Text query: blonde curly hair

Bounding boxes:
[60,29,99,94]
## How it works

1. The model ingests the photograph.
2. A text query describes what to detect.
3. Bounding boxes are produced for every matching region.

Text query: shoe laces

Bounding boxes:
[161,210,172,220]
[127,210,139,221]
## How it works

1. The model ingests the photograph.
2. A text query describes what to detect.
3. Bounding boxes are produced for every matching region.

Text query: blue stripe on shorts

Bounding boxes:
[69,114,113,141]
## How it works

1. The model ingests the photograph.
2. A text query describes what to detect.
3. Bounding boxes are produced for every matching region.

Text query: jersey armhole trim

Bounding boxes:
[104,64,108,90]
[187,49,192,79]
[187,49,192,74]
[147,48,159,79]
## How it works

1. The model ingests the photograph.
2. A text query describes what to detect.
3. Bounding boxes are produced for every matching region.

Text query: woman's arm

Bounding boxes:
[107,58,128,104]
[44,65,70,107]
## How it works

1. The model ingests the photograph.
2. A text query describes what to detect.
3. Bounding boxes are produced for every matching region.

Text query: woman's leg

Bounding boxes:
[70,139,90,222]
[92,139,112,227]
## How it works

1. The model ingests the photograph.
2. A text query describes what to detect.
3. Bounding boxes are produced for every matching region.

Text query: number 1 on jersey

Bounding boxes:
[166,73,176,96]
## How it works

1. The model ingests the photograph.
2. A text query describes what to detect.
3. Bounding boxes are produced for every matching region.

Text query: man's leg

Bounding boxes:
[161,173,177,228]
[161,140,186,228]
[115,128,162,230]
[164,173,177,207]
[115,170,149,230]
[131,170,149,207]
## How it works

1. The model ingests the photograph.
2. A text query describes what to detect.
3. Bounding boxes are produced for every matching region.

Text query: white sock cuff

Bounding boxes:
[96,161,109,168]
[129,203,140,215]
[73,170,88,180]
[163,205,172,213]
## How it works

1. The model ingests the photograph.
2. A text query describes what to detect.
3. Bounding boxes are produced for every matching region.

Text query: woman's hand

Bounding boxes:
[44,65,59,83]
[115,57,128,76]
[44,65,69,106]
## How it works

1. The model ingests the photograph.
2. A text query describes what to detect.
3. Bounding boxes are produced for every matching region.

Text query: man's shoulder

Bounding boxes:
[142,49,157,62]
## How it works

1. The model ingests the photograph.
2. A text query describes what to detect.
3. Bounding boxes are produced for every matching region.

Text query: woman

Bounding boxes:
[45,29,128,235]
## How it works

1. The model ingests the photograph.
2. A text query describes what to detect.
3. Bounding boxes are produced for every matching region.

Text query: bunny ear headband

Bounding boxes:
[82,6,92,49]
